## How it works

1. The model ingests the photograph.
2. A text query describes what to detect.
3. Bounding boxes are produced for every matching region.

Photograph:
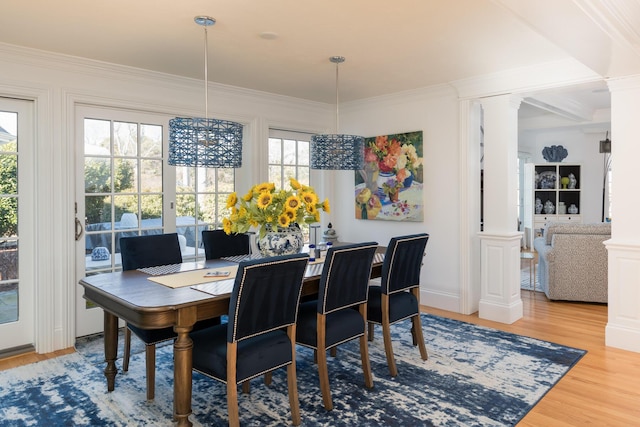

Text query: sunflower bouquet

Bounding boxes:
[222,178,330,239]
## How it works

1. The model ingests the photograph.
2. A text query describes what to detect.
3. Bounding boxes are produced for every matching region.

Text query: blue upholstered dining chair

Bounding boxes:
[201,229,250,260]
[190,253,309,427]
[295,242,378,411]
[119,232,217,400]
[367,233,429,377]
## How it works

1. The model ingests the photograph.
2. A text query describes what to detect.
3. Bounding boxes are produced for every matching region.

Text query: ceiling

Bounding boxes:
[1,0,634,116]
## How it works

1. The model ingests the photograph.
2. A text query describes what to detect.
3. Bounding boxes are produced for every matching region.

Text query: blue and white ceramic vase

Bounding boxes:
[376,170,396,198]
[403,170,413,188]
[257,223,304,257]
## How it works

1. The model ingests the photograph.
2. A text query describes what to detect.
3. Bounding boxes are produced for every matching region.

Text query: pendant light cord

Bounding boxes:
[335,60,339,134]
[330,56,346,135]
[203,26,209,121]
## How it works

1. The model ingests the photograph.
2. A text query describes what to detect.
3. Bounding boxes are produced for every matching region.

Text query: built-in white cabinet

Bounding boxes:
[523,163,582,248]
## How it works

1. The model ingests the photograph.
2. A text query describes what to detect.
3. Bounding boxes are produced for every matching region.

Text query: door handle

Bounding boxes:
[75,218,84,241]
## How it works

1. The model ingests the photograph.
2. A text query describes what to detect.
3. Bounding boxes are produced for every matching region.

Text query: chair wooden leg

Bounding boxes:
[411,324,418,346]
[412,314,428,360]
[381,295,397,377]
[317,313,333,411]
[358,304,374,388]
[287,325,301,426]
[123,327,132,371]
[359,334,374,388]
[227,342,240,427]
[242,380,250,394]
[330,347,337,357]
[145,344,156,400]
[367,321,374,342]
[264,372,272,386]
[411,288,428,360]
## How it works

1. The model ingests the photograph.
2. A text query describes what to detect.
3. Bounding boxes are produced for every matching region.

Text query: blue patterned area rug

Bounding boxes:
[0,314,585,426]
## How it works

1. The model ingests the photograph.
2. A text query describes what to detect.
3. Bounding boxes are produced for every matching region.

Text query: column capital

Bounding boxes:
[479,94,522,111]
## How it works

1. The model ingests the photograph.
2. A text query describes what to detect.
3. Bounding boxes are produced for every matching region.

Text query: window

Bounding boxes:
[268,130,312,188]
[174,165,235,256]
[268,129,314,241]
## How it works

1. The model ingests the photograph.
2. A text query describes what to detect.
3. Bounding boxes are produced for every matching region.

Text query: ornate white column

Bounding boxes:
[478,94,523,324]
[605,75,640,353]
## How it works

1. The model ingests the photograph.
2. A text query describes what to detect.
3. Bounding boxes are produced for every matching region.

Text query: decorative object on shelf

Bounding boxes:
[310,56,364,170]
[535,198,543,214]
[557,202,566,215]
[168,16,243,168]
[544,200,555,214]
[222,177,330,242]
[322,222,339,243]
[356,130,424,222]
[256,223,304,257]
[542,145,568,162]
[537,171,557,189]
[90,247,110,261]
[568,173,577,189]
[568,204,578,214]
[560,176,570,189]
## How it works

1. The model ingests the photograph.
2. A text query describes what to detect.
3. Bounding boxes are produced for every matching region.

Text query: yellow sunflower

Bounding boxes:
[285,195,301,211]
[289,177,302,190]
[255,182,275,194]
[322,198,331,213]
[301,191,318,206]
[278,214,291,228]
[225,192,238,209]
[257,191,272,209]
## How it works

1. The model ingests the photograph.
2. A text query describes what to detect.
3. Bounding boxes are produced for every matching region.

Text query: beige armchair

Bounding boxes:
[533,222,610,303]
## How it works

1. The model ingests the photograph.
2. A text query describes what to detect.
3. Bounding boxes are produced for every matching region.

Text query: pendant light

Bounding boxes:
[168,16,243,168]
[310,56,364,170]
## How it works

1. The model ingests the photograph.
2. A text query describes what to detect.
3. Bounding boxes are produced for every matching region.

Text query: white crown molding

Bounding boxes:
[345,83,457,111]
[0,42,328,114]
[450,58,602,100]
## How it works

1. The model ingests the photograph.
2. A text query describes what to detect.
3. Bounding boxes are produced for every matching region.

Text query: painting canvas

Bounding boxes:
[355,130,423,221]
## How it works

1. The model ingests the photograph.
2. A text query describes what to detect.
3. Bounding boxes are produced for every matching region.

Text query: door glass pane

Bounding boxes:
[0,112,18,324]
[175,166,232,260]
[84,119,163,274]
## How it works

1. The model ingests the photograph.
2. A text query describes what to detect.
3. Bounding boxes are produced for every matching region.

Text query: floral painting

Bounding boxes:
[354,130,423,221]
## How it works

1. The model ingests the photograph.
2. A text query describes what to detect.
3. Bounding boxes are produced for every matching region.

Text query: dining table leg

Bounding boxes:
[104,311,119,392]
[174,307,197,426]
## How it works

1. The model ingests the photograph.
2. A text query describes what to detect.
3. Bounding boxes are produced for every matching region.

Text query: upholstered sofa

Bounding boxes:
[533,222,610,303]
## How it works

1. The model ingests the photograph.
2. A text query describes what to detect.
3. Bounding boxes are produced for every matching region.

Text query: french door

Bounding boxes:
[75,105,236,337]
[0,97,35,352]
[75,106,175,337]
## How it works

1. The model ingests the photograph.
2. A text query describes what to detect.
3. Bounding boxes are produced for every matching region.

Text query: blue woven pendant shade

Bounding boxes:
[168,117,243,167]
[310,56,364,170]
[168,16,243,168]
[310,133,364,170]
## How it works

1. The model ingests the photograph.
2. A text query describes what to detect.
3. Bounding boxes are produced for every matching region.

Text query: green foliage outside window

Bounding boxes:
[0,141,17,238]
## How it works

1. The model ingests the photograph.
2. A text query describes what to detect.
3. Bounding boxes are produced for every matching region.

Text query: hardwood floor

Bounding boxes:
[2,291,639,425]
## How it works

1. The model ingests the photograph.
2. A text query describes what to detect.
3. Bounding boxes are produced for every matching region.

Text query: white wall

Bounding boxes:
[336,86,463,310]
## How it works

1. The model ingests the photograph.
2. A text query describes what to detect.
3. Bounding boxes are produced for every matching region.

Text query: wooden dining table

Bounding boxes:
[79,248,384,426]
